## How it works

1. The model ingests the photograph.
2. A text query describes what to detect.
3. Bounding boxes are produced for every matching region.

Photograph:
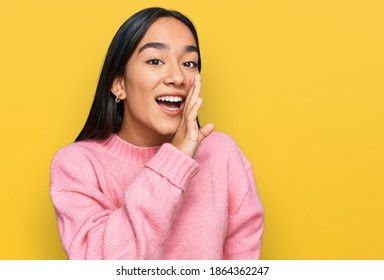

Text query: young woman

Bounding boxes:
[50,7,264,260]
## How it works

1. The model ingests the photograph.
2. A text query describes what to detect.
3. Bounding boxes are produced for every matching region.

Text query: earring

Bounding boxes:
[115,93,122,103]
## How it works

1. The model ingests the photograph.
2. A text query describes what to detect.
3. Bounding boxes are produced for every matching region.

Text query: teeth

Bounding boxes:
[156,96,183,102]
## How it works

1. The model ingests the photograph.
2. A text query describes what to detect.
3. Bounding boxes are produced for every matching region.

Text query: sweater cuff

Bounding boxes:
[146,143,199,190]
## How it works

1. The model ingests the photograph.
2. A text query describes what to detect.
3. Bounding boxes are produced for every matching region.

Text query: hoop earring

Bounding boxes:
[115,93,122,103]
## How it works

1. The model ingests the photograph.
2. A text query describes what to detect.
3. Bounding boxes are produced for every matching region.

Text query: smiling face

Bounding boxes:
[112,17,200,146]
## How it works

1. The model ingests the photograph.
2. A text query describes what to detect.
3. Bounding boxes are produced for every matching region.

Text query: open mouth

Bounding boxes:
[155,96,184,111]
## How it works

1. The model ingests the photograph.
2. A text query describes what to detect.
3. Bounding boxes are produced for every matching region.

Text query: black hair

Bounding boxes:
[75,7,201,142]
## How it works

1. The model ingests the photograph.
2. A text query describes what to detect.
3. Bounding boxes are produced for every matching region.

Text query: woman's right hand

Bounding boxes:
[171,75,214,158]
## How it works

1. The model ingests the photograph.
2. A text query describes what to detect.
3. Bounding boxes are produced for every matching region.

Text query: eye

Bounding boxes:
[146,59,164,66]
[183,61,198,68]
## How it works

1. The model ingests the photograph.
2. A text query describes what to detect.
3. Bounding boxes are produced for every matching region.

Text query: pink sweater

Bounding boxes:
[50,131,264,259]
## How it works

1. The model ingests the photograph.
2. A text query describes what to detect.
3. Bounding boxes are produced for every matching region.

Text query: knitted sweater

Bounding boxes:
[50,131,264,259]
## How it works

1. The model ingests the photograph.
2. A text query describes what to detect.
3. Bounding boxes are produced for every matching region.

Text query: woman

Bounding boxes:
[50,7,264,260]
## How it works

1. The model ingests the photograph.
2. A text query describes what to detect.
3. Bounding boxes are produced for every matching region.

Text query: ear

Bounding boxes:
[111,75,127,101]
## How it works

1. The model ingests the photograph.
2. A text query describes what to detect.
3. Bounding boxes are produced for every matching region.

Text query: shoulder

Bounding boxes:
[52,140,96,164]
[201,131,238,151]
[50,140,102,178]
[50,140,107,192]
[198,131,252,168]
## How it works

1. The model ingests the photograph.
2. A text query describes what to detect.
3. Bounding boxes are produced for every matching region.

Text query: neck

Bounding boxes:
[117,122,173,147]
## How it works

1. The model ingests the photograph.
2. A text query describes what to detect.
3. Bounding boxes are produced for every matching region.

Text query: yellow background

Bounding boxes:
[1,0,383,259]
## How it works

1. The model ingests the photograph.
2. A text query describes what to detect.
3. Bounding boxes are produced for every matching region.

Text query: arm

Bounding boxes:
[223,150,264,259]
[50,143,199,259]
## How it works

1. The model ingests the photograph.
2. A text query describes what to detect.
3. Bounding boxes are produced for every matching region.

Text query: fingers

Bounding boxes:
[184,75,214,141]
[182,74,202,134]
[171,74,213,158]
[198,123,215,143]
[185,97,215,144]
[185,98,202,132]
[184,75,201,116]
[190,75,201,108]
[182,78,195,114]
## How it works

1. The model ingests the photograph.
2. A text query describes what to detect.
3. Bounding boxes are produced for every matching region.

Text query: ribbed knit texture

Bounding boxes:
[50,131,264,259]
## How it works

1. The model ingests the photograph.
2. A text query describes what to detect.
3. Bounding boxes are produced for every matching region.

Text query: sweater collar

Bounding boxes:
[98,134,161,165]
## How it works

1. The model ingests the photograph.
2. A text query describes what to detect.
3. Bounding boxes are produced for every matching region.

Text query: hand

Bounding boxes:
[171,75,214,158]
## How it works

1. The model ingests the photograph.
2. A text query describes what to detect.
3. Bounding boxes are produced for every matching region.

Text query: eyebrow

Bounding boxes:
[138,42,198,54]
[184,45,199,53]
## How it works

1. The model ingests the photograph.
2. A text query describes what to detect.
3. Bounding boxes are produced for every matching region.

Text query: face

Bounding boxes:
[112,17,199,146]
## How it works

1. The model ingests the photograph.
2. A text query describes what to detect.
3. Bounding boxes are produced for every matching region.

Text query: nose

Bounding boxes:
[164,62,186,86]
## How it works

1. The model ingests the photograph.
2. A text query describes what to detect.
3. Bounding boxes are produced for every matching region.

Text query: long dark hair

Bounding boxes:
[75,7,201,142]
